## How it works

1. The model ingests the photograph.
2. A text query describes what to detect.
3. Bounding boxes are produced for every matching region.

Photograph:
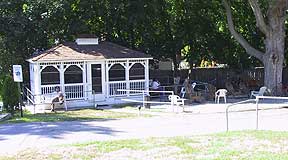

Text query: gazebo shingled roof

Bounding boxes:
[28,41,151,62]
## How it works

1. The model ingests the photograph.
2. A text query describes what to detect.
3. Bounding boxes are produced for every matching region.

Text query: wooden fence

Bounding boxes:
[150,67,288,89]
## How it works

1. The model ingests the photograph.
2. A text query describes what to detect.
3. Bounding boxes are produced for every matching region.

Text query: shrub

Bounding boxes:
[0,73,5,100]
[1,75,20,114]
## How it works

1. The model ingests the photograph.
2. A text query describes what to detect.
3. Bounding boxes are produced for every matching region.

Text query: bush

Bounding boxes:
[1,75,20,114]
[0,73,4,100]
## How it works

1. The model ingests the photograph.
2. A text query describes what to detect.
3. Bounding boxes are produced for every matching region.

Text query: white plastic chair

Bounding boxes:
[215,89,227,104]
[250,86,267,98]
[168,95,186,112]
[168,95,185,106]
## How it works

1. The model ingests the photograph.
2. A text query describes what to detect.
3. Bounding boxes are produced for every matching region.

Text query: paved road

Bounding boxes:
[1,108,288,155]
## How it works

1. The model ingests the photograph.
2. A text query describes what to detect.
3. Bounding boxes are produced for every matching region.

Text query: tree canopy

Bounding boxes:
[0,0,287,78]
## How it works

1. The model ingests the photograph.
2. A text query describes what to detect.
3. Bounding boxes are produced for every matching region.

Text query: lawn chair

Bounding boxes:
[250,86,267,98]
[215,89,227,104]
[168,95,186,112]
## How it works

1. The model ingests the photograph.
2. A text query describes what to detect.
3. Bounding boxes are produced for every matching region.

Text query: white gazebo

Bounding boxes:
[26,36,152,108]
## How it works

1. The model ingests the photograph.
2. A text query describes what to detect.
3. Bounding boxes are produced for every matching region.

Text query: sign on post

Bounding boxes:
[13,65,24,117]
[13,65,23,82]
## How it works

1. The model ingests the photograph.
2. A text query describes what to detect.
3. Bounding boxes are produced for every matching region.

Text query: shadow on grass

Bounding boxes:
[9,112,114,123]
[0,110,127,139]
[0,120,122,139]
[2,108,139,124]
[0,109,141,140]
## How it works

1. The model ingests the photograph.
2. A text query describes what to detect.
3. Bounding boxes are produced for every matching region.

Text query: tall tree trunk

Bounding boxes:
[263,4,286,95]
[263,53,284,95]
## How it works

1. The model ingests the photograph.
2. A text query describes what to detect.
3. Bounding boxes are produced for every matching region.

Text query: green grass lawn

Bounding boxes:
[1,130,288,160]
[1,108,149,124]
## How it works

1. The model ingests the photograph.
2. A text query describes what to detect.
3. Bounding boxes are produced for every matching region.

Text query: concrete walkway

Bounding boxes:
[1,107,288,155]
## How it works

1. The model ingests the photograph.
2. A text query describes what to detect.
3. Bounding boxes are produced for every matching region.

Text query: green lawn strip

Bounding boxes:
[249,152,288,160]
[1,131,288,160]
[1,109,145,124]
[204,130,288,159]
[71,138,154,152]
[165,136,200,154]
[63,131,288,159]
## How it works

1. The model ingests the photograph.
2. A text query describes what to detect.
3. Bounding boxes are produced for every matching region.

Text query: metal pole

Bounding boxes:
[226,107,229,131]
[18,83,23,117]
[256,97,259,130]
[142,90,145,108]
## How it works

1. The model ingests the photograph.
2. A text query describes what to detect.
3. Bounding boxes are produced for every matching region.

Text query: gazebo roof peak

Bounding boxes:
[27,40,152,63]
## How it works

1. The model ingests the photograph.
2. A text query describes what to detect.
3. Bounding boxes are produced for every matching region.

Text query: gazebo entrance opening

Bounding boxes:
[88,62,105,101]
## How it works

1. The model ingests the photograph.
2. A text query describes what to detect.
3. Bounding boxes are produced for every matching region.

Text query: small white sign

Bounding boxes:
[13,65,23,82]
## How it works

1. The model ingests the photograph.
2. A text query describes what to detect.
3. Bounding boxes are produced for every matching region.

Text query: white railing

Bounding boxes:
[64,83,84,100]
[24,87,35,105]
[108,81,127,97]
[226,99,257,131]
[108,80,147,97]
[129,80,146,95]
[41,84,60,95]
[38,80,147,100]
[226,96,288,131]
[41,84,84,100]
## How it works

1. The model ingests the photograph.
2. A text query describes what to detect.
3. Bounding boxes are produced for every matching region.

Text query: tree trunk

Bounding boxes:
[263,3,286,95]
[263,53,283,95]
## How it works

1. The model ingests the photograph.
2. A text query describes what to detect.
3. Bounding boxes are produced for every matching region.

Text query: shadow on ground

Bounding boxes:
[0,120,121,139]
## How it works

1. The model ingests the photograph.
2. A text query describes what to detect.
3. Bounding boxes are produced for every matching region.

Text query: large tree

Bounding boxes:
[222,0,288,94]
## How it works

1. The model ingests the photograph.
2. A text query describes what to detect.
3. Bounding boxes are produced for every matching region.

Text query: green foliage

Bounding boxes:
[0,0,286,76]
[0,73,5,99]
[1,75,20,114]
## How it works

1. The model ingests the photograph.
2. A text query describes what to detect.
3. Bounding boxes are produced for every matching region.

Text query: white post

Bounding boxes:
[83,62,87,99]
[144,59,149,92]
[126,60,130,96]
[256,97,259,130]
[101,62,105,98]
[86,63,92,100]
[60,62,65,93]
[34,63,41,104]
[106,61,110,98]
